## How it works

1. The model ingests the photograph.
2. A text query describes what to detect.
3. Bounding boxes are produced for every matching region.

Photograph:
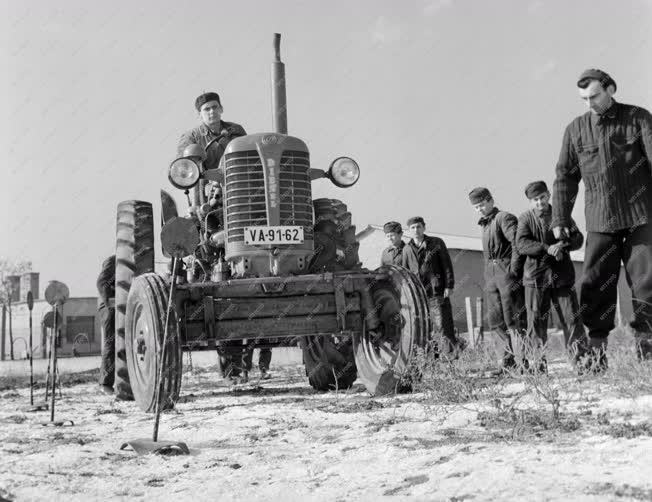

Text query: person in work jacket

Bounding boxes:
[469,187,526,371]
[380,221,419,270]
[516,181,588,372]
[406,216,466,357]
[178,91,250,384]
[97,255,116,394]
[551,69,652,370]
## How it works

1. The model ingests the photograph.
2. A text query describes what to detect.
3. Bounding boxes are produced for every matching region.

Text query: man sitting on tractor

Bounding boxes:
[177,91,250,383]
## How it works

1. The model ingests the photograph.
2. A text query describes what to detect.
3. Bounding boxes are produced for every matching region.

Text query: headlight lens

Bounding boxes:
[328,157,360,188]
[168,158,201,189]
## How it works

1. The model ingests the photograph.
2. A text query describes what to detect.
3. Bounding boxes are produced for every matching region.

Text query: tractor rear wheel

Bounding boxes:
[353,265,430,395]
[311,198,360,271]
[115,200,155,401]
[300,336,357,391]
[125,273,182,412]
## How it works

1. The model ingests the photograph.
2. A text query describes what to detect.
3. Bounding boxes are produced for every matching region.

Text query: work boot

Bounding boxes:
[576,338,608,375]
[260,369,272,380]
[99,384,114,395]
[490,352,518,377]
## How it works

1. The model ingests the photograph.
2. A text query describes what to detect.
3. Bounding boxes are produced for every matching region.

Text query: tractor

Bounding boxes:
[113,34,430,412]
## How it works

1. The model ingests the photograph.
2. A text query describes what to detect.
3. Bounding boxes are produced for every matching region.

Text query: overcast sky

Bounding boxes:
[1,0,651,297]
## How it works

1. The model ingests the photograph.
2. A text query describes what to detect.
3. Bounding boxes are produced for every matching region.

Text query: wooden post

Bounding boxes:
[475,297,484,344]
[465,297,474,348]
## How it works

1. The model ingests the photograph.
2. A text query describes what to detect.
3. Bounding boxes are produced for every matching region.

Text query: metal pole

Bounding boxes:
[44,327,51,402]
[50,305,58,422]
[8,297,13,360]
[29,310,34,405]
[1,305,6,361]
[153,257,178,442]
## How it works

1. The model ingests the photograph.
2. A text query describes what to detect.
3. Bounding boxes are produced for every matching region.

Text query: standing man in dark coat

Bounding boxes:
[97,255,115,394]
[469,187,527,371]
[380,221,419,270]
[552,69,652,369]
[406,216,466,356]
[178,91,249,383]
[516,181,587,371]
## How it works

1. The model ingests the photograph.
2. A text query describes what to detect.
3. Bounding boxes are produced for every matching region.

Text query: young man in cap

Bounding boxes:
[552,69,652,370]
[177,91,247,169]
[97,255,116,394]
[516,181,587,372]
[406,217,466,356]
[380,221,419,270]
[469,187,526,372]
[178,92,250,383]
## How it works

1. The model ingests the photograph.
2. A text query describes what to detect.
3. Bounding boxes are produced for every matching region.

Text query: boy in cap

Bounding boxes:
[469,187,526,372]
[516,181,587,372]
[380,221,419,270]
[407,217,466,356]
[552,69,652,369]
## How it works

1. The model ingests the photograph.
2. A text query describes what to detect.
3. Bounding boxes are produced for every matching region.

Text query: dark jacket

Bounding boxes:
[552,101,652,232]
[97,256,115,309]
[177,120,247,171]
[408,235,454,297]
[516,206,583,288]
[381,241,419,272]
[478,207,523,278]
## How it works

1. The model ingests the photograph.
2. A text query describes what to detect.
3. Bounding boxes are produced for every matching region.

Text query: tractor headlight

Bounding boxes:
[168,158,201,190]
[328,157,360,188]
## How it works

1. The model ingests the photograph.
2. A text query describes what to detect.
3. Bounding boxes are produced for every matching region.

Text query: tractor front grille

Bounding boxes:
[225,150,267,242]
[279,150,313,239]
[224,149,314,243]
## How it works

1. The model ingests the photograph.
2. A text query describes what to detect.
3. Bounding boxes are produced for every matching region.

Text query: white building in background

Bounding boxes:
[1,272,101,360]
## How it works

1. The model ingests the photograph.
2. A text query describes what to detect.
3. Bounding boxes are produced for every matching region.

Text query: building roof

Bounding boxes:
[356,224,585,262]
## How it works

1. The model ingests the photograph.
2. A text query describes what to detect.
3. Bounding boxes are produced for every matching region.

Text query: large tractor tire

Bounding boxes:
[353,265,430,396]
[125,273,181,412]
[115,200,155,401]
[300,335,357,391]
[311,198,361,271]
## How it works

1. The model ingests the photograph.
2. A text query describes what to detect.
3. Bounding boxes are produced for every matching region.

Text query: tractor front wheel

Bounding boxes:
[125,273,182,412]
[353,265,430,395]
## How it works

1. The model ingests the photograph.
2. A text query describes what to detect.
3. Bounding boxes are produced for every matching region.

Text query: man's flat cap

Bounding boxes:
[195,92,222,111]
[524,180,548,199]
[468,187,492,204]
[383,221,403,234]
[577,69,616,92]
[406,216,425,227]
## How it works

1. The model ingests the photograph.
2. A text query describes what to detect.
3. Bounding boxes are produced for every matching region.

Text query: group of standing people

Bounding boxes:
[98,66,652,393]
[380,68,652,374]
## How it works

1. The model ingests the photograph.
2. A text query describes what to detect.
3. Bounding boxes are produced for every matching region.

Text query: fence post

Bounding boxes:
[465,297,474,348]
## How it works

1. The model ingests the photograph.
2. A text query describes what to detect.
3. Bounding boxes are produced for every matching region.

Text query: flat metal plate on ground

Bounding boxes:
[21,403,49,412]
[40,419,74,427]
[120,439,190,456]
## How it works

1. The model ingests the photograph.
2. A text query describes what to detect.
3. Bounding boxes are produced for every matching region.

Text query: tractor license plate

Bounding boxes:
[244,226,304,245]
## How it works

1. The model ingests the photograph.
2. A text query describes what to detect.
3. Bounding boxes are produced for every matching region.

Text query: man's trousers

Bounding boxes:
[581,223,652,342]
[98,305,115,387]
[428,295,459,352]
[525,286,586,353]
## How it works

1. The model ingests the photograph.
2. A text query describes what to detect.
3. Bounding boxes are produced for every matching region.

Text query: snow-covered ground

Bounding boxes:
[1,349,651,501]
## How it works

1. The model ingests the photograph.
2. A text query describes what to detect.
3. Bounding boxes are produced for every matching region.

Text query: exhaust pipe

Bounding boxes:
[271,33,288,134]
